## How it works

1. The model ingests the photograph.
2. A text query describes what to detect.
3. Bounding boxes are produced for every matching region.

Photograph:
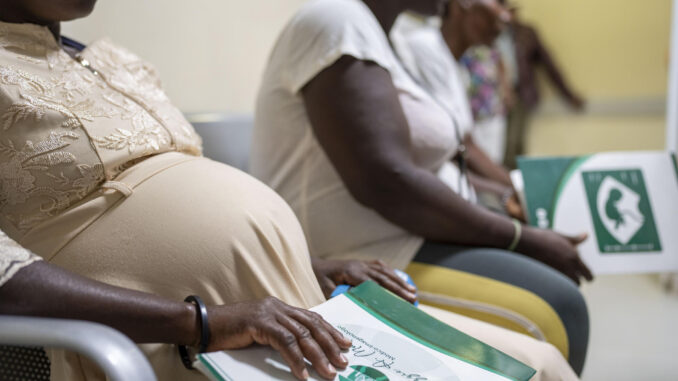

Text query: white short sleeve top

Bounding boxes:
[251,0,462,269]
[391,14,477,202]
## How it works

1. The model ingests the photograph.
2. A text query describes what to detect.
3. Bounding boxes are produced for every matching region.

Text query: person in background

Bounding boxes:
[252,0,592,377]
[460,45,510,164]
[502,3,586,169]
[0,1,583,380]
[390,0,589,374]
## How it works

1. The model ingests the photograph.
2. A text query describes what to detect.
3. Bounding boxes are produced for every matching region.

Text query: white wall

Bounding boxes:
[62,0,307,113]
[668,0,678,152]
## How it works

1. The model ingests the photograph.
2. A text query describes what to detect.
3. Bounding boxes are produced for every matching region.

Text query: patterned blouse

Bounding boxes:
[459,46,505,122]
[0,21,202,286]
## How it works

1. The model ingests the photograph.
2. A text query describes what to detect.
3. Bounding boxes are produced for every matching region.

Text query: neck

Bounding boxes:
[362,0,403,34]
[0,5,61,43]
[440,13,469,60]
[47,23,61,42]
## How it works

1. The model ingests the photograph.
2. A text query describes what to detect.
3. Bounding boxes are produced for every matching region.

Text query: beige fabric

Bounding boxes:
[43,153,326,381]
[0,20,201,239]
[0,230,40,287]
[251,0,462,270]
[420,305,579,381]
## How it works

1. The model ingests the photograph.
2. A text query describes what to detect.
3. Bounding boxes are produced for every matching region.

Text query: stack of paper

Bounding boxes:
[197,282,535,381]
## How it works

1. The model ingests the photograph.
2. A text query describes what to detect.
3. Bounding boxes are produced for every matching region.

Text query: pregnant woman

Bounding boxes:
[0,1,578,380]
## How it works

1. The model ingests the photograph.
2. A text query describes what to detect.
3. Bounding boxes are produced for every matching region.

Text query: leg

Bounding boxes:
[408,241,589,375]
[44,156,326,381]
[419,305,579,381]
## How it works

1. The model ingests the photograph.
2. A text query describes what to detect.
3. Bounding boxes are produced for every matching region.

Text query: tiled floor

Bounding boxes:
[579,275,678,380]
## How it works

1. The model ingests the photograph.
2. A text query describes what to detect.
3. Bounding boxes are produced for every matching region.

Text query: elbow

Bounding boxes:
[345,164,414,212]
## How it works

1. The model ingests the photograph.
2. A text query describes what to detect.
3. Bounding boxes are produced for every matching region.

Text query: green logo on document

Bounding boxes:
[339,365,389,381]
[582,169,661,254]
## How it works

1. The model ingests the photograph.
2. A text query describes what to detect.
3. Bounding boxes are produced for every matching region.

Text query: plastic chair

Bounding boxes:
[0,316,157,381]
[186,112,254,171]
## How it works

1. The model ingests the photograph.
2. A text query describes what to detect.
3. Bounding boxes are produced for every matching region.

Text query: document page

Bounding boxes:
[197,282,535,381]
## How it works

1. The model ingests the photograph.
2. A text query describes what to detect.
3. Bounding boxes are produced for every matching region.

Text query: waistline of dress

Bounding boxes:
[12,152,201,261]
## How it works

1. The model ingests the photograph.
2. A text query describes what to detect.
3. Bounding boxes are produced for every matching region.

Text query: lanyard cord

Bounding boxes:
[392,43,470,199]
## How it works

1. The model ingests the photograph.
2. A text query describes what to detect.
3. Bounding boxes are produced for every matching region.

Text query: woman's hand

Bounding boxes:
[311,258,418,304]
[505,192,527,223]
[519,228,594,285]
[207,297,352,380]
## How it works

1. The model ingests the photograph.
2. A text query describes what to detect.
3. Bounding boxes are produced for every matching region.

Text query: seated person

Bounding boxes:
[0,1,579,380]
[251,0,592,374]
[390,1,591,373]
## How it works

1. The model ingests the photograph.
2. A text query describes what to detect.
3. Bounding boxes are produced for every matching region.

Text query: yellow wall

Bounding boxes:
[61,0,671,153]
[514,0,671,100]
[512,0,672,154]
[62,0,307,113]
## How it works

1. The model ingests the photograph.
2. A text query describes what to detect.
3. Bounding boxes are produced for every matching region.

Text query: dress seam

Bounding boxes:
[46,155,200,262]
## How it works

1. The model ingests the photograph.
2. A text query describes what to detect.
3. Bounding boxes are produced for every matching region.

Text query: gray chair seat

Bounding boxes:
[186,112,254,172]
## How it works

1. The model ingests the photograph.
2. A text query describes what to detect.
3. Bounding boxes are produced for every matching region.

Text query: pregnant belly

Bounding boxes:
[34,153,324,308]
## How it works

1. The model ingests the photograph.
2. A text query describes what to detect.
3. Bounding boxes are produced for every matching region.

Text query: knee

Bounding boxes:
[531,342,579,381]
[548,275,590,329]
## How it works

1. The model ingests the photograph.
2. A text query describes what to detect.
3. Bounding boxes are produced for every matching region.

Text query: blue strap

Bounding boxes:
[331,269,419,306]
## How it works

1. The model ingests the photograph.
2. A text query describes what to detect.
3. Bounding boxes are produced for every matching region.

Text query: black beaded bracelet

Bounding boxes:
[178,295,210,370]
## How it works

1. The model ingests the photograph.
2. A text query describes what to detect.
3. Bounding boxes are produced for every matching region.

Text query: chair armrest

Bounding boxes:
[0,316,157,381]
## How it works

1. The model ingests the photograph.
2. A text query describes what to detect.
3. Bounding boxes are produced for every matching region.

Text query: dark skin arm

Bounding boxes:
[311,258,417,304]
[531,26,585,110]
[302,56,592,284]
[465,134,513,187]
[467,171,526,222]
[0,261,351,380]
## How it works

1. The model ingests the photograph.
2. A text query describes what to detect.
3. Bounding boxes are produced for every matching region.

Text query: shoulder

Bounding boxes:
[285,0,385,46]
[394,22,452,82]
[294,0,376,28]
[88,38,151,67]
[87,38,163,86]
[404,27,445,59]
[272,0,395,90]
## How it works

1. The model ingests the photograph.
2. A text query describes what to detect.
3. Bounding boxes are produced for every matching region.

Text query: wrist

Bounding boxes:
[178,295,210,370]
[501,188,515,210]
[179,301,201,347]
[515,225,541,256]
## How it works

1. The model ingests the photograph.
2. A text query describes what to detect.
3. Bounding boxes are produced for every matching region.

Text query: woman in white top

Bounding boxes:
[389,1,590,374]
[252,0,591,374]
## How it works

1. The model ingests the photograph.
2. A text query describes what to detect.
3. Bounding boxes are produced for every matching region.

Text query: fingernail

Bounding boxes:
[328,364,337,374]
[407,285,416,291]
[301,369,310,380]
[341,354,348,364]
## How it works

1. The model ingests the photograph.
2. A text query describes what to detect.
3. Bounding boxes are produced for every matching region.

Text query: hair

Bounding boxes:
[442,2,451,17]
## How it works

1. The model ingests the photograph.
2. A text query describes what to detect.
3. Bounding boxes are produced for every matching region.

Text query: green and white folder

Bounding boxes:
[196,281,536,381]
[518,151,678,274]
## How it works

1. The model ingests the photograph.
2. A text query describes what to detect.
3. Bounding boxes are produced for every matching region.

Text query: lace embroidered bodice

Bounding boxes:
[0,21,202,282]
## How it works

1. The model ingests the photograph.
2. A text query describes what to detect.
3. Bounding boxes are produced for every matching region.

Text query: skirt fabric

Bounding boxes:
[20,153,576,381]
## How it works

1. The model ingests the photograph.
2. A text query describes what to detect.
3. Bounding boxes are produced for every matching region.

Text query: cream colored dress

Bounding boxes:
[0,20,577,381]
[0,21,325,381]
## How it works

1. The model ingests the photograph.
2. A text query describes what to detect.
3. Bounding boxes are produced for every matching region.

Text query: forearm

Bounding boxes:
[0,261,198,346]
[465,137,512,187]
[360,164,516,249]
[467,170,512,196]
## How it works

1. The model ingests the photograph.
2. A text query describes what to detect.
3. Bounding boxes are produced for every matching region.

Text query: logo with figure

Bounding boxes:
[582,169,661,254]
[339,365,389,381]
